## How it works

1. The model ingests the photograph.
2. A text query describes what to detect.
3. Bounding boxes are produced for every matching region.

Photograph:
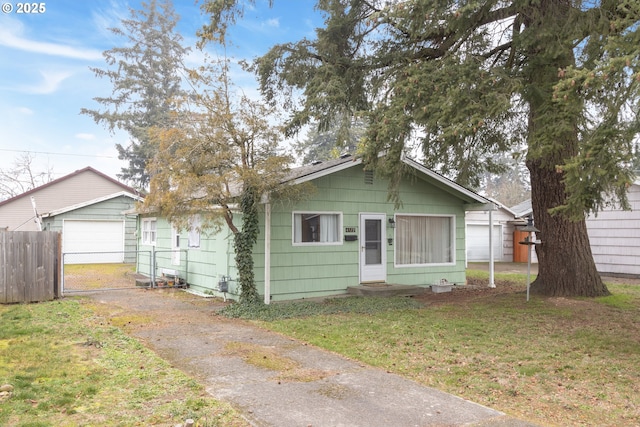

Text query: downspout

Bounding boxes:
[264,199,271,304]
[488,208,495,288]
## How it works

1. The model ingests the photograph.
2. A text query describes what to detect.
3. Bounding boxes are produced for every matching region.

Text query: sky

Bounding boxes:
[0,0,321,184]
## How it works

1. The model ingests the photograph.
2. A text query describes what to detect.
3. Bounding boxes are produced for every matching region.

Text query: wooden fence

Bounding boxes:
[0,231,61,303]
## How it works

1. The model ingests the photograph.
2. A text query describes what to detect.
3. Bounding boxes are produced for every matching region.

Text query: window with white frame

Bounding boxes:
[395,215,454,265]
[188,215,201,248]
[142,218,157,245]
[293,212,342,244]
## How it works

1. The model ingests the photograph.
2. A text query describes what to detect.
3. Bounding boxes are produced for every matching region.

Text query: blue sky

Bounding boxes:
[0,0,320,182]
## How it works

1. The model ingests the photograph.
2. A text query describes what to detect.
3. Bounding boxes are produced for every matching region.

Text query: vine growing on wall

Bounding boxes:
[233,186,260,304]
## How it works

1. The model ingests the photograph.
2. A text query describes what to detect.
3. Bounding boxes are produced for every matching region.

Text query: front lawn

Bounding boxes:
[0,300,248,426]
[249,270,640,426]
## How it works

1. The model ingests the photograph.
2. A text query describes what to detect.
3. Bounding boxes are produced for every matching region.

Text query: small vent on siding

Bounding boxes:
[364,170,374,185]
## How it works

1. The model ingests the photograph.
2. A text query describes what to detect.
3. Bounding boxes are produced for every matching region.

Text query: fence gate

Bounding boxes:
[1,231,60,303]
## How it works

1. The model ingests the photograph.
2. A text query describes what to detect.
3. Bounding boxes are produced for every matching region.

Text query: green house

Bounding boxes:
[136,155,492,302]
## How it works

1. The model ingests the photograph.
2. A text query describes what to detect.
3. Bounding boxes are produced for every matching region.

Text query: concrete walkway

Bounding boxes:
[86,289,539,427]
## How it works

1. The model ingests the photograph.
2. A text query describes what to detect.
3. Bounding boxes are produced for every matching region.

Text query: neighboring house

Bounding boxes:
[465,198,540,263]
[0,167,142,263]
[585,180,640,277]
[465,200,521,262]
[136,155,493,302]
[508,185,640,276]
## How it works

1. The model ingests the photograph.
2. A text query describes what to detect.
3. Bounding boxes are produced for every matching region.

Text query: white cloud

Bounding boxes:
[0,17,103,60]
[91,0,129,41]
[25,71,73,95]
[75,133,96,141]
[266,18,280,28]
[16,107,34,115]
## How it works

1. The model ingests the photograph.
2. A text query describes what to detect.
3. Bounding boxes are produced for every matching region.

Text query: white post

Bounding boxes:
[526,231,532,302]
[488,208,495,288]
[264,202,271,304]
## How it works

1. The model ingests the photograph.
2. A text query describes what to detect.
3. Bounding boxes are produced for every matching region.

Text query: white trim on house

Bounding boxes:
[359,213,387,283]
[142,217,157,246]
[291,211,344,246]
[291,157,364,185]
[393,213,457,268]
[264,202,272,304]
[401,157,492,205]
[288,155,492,206]
[42,191,143,218]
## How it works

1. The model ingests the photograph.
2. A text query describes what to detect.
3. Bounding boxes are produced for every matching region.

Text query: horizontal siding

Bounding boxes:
[0,170,130,232]
[142,165,483,301]
[137,216,239,297]
[261,165,469,301]
[586,184,640,276]
[45,195,138,263]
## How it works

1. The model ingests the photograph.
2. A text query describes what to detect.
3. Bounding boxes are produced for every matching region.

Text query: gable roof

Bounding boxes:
[0,166,140,208]
[478,196,518,217]
[42,191,143,218]
[287,154,491,206]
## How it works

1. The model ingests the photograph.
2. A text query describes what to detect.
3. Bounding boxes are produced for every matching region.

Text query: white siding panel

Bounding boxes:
[0,169,131,232]
[586,184,640,276]
[63,220,124,263]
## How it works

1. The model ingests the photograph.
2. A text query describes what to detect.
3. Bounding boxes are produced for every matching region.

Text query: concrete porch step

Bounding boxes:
[347,283,427,297]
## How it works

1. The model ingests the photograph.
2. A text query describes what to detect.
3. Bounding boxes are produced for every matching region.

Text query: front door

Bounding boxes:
[360,214,386,283]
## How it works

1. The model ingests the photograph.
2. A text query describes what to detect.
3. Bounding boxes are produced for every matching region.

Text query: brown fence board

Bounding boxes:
[1,231,60,303]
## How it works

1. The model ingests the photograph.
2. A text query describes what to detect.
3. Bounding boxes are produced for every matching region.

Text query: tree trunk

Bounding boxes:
[524,0,610,297]
[527,159,610,297]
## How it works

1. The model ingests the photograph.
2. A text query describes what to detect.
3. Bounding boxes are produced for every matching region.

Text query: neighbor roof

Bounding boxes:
[510,199,533,218]
[0,167,140,208]
[42,191,143,218]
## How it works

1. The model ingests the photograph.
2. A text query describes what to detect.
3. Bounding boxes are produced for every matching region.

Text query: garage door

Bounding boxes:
[63,220,124,263]
[467,224,502,261]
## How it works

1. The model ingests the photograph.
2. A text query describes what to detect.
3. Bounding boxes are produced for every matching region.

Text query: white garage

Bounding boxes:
[466,223,504,261]
[63,220,125,264]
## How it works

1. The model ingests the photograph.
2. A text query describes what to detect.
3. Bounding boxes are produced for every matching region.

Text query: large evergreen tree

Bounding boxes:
[294,118,366,164]
[82,0,189,189]
[202,0,639,297]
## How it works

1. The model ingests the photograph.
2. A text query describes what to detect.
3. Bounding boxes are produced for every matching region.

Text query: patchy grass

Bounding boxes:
[220,296,423,321]
[63,263,141,291]
[245,271,640,427]
[0,300,248,426]
[223,342,299,372]
[223,342,330,383]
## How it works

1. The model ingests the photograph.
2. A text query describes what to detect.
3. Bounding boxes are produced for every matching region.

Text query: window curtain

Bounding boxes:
[396,216,452,264]
[293,213,339,243]
[294,214,303,242]
[319,214,338,242]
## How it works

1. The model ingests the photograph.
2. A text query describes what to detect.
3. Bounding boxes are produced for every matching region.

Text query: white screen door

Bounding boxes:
[360,214,386,282]
[171,226,181,266]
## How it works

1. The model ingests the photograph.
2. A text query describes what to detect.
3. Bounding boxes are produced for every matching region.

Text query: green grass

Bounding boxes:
[0,300,248,427]
[231,270,640,427]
